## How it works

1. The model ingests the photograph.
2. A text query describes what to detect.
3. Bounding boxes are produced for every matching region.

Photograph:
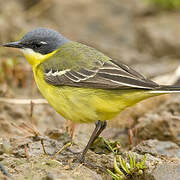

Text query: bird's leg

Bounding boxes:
[66,120,76,143]
[77,120,107,163]
[93,120,107,141]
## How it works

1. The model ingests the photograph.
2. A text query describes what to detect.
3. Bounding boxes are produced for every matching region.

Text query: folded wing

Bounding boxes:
[44,60,160,90]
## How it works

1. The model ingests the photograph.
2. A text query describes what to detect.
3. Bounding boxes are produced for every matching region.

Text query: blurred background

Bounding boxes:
[1,0,180,130]
[1,0,180,94]
[0,0,180,179]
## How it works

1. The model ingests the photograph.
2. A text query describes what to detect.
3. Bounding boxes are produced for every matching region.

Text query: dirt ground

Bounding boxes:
[0,0,180,179]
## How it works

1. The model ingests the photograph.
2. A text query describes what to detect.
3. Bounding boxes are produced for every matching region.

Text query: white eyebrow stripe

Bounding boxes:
[40,41,47,44]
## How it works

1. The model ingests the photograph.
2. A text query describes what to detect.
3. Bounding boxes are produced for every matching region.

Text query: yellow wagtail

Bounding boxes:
[3,28,180,162]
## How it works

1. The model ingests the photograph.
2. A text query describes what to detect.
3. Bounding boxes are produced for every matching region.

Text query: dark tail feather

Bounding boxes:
[149,85,180,94]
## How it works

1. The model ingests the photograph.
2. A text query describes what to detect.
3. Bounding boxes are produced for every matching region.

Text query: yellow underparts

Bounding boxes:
[33,67,159,123]
[23,49,160,123]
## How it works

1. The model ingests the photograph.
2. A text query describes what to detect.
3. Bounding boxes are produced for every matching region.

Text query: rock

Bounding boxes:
[0,103,65,137]
[135,95,180,146]
[42,165,102,180]
[71,166,102,180]
[120,150,180,180]
[0,174,9,180]
[44,129,64,140]
[42,172,55,180]
[130,139,180,179]
[135,12,180,58]
[132,0,158,16]
[146,162,180,180]
[121,139,180,180]
[132,139,180,158]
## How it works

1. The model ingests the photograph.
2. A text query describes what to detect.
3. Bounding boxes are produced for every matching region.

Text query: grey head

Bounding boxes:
[3,27,69,54]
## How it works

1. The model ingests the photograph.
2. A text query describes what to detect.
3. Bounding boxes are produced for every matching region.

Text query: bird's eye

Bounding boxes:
[32,42,42,48]
[30,41,48,49]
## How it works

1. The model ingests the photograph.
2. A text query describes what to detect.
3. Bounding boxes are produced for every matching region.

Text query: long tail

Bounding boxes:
[149,85,180,94]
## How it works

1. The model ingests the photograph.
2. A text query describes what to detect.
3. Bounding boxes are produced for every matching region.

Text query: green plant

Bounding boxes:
[145,0,180,10]
[107,154,147,180]
[90,137,121,154]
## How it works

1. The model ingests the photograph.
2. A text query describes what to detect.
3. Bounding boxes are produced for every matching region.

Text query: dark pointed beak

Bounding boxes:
[2,41,23,49]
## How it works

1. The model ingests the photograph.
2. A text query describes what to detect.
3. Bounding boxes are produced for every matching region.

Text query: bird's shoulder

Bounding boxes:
[41,41,110,71]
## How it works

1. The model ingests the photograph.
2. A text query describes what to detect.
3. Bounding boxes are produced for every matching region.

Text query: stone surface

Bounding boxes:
[135,12,180,58]
[121,150,180,180]
[136,95,180,146]
[130,139,180,180]
[133,139,180,158]
[148,163,180,180]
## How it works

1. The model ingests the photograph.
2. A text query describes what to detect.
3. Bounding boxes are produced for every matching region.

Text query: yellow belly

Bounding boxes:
[33,67,157,123]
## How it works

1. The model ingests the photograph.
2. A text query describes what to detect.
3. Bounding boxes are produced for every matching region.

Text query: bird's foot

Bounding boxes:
[72,153,85,164]
[77,153,85,163]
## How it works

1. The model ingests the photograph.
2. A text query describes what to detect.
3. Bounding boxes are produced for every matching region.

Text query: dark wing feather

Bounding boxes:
[44,60,159,90]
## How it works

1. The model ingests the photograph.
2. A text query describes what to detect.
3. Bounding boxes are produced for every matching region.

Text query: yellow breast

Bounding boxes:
[21,48,57,66]
[33,67,156,123]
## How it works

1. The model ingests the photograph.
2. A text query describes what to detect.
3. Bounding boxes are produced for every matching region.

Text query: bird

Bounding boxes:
[3,27,180,163]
